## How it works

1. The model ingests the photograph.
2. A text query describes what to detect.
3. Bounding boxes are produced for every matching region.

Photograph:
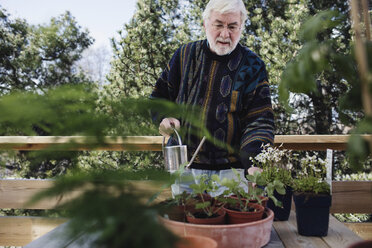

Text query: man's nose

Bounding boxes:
[220,27,230,38]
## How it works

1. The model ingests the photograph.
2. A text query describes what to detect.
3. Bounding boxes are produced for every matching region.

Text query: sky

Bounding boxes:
[0,0,138,49]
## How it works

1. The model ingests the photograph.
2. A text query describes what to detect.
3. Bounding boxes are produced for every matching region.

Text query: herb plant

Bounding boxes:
[292,153,330,194]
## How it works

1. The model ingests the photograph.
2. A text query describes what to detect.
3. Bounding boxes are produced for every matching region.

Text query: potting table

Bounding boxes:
[24,211,363,248]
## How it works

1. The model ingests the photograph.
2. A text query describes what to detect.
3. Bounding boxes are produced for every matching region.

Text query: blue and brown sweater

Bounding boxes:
[151,40,274,170]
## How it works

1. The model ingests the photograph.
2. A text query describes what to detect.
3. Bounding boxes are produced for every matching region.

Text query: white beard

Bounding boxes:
[206,36,238,55]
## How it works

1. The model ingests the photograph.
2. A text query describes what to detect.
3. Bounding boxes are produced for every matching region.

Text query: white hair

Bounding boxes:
[202,0,248,25]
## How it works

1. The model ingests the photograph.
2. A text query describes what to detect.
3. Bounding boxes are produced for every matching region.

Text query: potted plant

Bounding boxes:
[250,144,295,221]
[157,191,195,222]
[292,152,332,237]
[215,168,285,224]
[186,174,227,225]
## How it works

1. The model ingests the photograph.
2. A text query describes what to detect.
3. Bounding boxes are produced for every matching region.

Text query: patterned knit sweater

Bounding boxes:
[151,40,274,170]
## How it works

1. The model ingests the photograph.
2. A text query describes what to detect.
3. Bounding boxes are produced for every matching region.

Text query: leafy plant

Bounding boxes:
[188,174,226,218]
[279,9,372,171]
[216,169,285,211]
[250,144,295,188]
[246,171,286,208]
[292,153,330,194]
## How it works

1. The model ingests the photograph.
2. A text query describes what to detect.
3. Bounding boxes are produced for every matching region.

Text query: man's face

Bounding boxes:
[204,10,242,56]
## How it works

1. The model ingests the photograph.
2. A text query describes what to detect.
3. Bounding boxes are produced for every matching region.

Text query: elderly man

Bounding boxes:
[150,0,274,194]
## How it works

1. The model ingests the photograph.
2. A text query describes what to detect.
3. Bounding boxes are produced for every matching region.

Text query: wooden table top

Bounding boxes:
[272,211,363,248]
[24,211,363,248]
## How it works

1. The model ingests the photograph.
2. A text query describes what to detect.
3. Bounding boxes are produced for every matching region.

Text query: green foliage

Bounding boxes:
[0,84,210,177]
[279,9,372,169]
[0,8,93,94]
[29,168,179,248]
[279,10,346,108]
[188,174,226,217]
[107,0,187,98]
[0,7,96,177]
[216,169,285,210]
[292,153,330,194]
[246,171,286,208]
[293,176,330,194]
[250,144,295,187]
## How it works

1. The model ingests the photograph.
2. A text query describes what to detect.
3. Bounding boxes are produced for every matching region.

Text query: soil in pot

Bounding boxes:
[186,208,226,225]
[224,202,264,224]
[293,192,332,237]
[267,186,293,221]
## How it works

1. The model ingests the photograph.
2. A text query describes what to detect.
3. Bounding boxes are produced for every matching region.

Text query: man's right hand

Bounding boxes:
[159,117,180,137]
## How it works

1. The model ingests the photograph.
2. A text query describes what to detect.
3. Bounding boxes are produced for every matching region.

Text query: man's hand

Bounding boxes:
[247,166,263,175]
[159,117,180,137]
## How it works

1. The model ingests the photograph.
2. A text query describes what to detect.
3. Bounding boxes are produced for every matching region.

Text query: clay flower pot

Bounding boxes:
[157,200,188,222]
[224,202,265,224]
[249,196,269,207]
[186,208,226,225]
[347,240,372,248]
[176,235,217,248]
[160,208,274,248]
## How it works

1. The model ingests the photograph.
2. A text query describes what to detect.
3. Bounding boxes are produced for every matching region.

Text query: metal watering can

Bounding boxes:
[162,128,206,173]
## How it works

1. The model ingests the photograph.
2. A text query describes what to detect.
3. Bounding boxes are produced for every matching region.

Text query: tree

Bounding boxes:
[0,8,93,95]
[107,0,185,98]
[0,7,95,178]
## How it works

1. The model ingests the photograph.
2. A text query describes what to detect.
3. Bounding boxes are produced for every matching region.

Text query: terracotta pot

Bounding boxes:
[347,240,372,248]
[186,208,226,225]
[160,208,274,248]
[230,195,268,207]
[176,235,217,248]
[158,200,187,222]
[249,196,269,207]
[166,205,186,222]
[224,202,265,224]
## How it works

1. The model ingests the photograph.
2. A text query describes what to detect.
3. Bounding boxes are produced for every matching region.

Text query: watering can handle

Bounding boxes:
[161,128,183,155]
[172,128,182,146]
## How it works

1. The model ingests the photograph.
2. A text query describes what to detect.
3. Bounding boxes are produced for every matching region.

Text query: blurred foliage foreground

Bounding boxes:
[279,10,372,171]
[29,168,181,248]
[0,84,209,175]
[1,7,372,247]
[0,84,208,247]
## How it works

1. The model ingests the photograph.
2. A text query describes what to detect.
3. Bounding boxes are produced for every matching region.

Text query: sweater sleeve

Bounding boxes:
[239,62,275,169]
[150,47,182,102]
[149,47,182,124]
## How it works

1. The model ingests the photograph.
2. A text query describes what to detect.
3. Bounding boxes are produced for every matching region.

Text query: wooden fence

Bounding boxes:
[0,135,371,246]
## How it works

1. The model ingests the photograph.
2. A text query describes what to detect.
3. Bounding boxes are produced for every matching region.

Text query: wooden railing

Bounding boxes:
[0,135,372,246]
[0,134,365,151]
